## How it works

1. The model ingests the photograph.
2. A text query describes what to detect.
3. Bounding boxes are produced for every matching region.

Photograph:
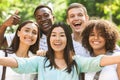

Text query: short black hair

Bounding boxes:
[34,5,53,16]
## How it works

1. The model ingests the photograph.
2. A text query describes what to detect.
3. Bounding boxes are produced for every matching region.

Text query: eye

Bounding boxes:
[99,32,104,37]
[90,32,95,36]
[78,13,83,17]
[25,29,29,32]
[36,16,42,20]
[51,34,56,37]
[69,14,75,18]
[32,31,37,35]
[60,34,65,37]
[44,13,49,17]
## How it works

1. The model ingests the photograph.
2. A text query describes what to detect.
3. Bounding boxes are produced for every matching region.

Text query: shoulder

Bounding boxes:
[0,50,5,56]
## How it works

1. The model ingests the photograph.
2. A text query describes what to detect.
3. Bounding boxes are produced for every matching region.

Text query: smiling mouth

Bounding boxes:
[73,22,82,27]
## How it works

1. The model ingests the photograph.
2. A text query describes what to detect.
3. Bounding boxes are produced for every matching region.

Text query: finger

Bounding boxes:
[13,15,20,19]
[14,10,19,15]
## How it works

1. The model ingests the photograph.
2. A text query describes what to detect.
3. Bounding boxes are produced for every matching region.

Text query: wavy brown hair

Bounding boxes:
[9,20,40,54]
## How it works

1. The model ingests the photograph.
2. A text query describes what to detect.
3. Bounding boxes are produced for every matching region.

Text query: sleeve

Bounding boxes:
[73,55,104,73]
[12,56,43,74]
[5,33,15,47]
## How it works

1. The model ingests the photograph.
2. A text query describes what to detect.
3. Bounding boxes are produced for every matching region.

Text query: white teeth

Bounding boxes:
[42,23,48,27]
[93,41,100,44]
[74,23,80,25]
[25,37,32,41]
[54,43,61,45]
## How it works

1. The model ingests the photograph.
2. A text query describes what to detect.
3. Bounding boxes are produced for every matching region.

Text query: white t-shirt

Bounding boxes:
[73,40,90,57]
[85,52,119,80]
[0,50,36,80]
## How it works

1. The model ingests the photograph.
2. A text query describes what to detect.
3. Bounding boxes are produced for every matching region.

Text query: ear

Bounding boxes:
[66,18,70,25]
[86,15,89,21]
[51,15,55,24]
[17,31,20,37]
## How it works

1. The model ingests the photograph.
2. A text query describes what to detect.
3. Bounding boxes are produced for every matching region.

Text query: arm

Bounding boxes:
[0,57,18,68]
[0,56,40,74]
[74,54,120,72]
[100,55,120,66]
[117,64,120,79]
[0,10,20,48]
[0,24,8,48]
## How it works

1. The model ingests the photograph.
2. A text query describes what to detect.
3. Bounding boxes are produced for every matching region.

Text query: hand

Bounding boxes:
[36,49,47,56]
[2,10,20,27]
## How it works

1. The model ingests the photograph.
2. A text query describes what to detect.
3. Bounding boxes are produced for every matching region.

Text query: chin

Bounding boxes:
[75,29,81,33]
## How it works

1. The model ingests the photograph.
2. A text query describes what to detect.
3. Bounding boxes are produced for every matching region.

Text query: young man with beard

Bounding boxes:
[0,5,54,50]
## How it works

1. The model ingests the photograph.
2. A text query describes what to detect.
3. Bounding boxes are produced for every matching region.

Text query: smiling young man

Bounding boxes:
[66,3,90,57]
[34,5,54,50]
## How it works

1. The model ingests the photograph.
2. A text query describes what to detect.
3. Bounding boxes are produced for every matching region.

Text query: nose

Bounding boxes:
[41,16,47,21]
[28,32,33,37]
[56,36,60,41]
[74,16,79,20]
[94,35,99,39]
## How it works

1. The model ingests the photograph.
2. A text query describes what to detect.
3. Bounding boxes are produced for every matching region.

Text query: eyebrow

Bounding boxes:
[24,27,30,29]
[52,32,65,34]
[24,27,37,31]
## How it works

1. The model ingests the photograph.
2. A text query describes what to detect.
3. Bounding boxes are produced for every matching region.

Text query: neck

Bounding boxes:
[16,44,30,57]
[54,52,67,69]
[93,49,106,56]
[54,51,64,59]
[72,32,81,43]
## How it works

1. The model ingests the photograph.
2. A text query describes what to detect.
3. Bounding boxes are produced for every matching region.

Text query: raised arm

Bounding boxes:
[117,64,120,79]
[0,57,18,68]
[100,55,120,66]
[0,10,20,48]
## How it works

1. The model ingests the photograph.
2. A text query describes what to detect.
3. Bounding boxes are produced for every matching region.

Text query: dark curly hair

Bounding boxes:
[81,20,120,56]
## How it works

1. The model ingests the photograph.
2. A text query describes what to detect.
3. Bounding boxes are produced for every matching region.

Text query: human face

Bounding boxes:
[89,28,106,52]
[50,27,67,53]
[67,8,88,33]
[17,23,38,46]
[35,8,54,35]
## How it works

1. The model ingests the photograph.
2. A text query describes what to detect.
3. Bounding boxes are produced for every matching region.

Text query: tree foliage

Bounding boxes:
[0,0,120,27]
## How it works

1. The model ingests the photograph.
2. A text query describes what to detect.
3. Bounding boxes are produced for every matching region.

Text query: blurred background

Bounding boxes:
[0,0,120,44]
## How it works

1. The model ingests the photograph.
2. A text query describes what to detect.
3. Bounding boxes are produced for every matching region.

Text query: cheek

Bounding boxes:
[102,39,106,46]
[32,35,38,43]
[35,35,37,39]
[88,37,92,45]
[63,38,67,46]
[50,37,53,46]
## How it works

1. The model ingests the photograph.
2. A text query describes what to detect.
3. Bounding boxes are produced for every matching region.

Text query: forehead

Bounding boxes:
[52,27,64,33]
[68,7,85,15]
[35,8,52,16]
[22,23,38,30]
[92,27,102,33]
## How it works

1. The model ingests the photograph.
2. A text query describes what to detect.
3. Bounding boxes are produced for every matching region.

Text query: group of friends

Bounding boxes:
[0,2,120,80]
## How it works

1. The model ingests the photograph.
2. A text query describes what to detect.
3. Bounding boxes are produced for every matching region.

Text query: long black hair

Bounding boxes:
[44,22,77,73]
